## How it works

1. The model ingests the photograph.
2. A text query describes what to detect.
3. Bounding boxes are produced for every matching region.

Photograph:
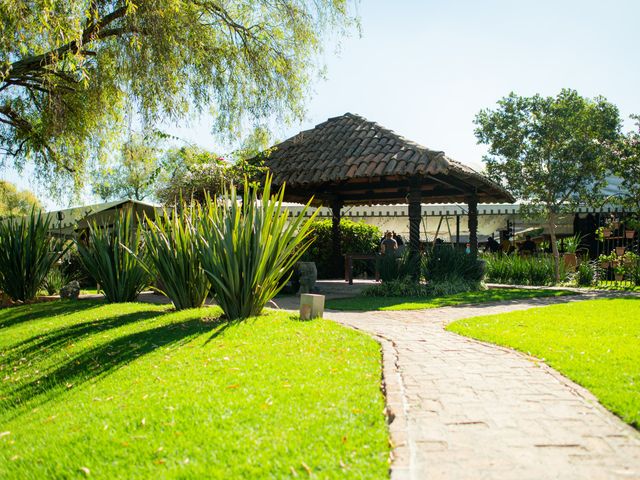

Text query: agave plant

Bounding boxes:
[76,210,149,303]
[137,205,210,310]
[43,266,69,296]
[0,209,68,302]
[197,176,317,320]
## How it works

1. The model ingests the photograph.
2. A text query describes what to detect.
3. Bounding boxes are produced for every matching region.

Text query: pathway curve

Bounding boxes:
[325,294,640,480]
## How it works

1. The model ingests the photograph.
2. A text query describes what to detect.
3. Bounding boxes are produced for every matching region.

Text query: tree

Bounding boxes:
[0,0,354,189]
[92,132,161,201]
[474,89,621,282]
[611,115,640,211]
[0,180,42,216]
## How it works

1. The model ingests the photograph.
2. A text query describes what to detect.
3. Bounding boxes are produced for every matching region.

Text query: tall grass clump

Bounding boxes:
[377,249,415,282]
[197,176,317,319]
[138,206,210,310]
[76,210,149,303]
[484,254,566,285]
[0,209,67,301]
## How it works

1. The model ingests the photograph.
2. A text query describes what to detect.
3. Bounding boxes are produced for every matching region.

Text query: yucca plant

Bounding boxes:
[197,176,318,320]
[42,266,69,295]
[0,209,68,302]
[137,206,210,310]
[76,210,149,303]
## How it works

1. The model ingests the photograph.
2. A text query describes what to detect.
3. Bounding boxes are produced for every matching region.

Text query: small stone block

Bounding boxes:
[299,294,325,320]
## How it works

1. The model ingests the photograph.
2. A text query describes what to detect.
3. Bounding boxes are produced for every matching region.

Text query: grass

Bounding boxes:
[325,288,575,311]
[447,298,640,429]
[0,300,388,479]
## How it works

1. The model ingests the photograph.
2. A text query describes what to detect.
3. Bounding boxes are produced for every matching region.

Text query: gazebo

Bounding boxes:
[264,113,514,269]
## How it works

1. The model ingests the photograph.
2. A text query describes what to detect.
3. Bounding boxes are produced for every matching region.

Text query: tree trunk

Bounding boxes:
[548,212,560,284]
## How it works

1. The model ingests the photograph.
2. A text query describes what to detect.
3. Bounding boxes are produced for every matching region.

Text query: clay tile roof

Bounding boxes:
[263,113,514,204]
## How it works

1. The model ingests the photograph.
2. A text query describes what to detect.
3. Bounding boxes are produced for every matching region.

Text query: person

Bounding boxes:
[519,235,537,254]
[392,231,404,246]
[380,231,398,254]
[486,236,500,253]
[465,243,471,254]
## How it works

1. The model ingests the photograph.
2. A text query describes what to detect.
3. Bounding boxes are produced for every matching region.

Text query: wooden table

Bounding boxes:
[344,254,380,285]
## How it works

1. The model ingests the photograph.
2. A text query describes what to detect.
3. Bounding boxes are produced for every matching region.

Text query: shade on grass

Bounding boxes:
[325,288,574,311]
[447,298,640,429]
[0,301,388,478]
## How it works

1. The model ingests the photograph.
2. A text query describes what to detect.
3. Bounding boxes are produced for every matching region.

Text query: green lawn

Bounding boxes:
[326,288,575,311]
[447,298,640,429]
[0,301,388,479]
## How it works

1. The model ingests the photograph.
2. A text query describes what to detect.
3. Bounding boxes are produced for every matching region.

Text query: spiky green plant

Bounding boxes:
[197,176,318,320]
[0,209,68,301]
[42,266,68,295]
[76,210,149,303]
[137,206,210,310]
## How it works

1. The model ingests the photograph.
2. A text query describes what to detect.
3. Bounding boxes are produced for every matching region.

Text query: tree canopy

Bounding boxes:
[0,180,41,216]
[475,89,621,281]
[92,132,162,201]
[612,115,640,211]
[0,0,354,190]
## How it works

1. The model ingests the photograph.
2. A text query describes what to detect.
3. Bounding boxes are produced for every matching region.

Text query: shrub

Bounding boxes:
[301,219,381,278]
[576,258,597,287]
[197,177,317,319]
[42,266,68,295]
[484,253,567,285]
[362,277,483,297]
[76,210,149,303]
[377,250,416,282]
[362,278,431,297]
[138,206,210,310]
[422,246,484,284]
[0,209,68,302]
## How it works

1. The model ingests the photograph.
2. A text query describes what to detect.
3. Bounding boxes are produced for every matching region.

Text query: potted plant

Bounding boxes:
[624,218,640,239]
[562,234,583,272]
[598,253,610,269]
[615,246,626,257]
[623,251,639,267]
[613,263,625,282]
[595,226,611,241]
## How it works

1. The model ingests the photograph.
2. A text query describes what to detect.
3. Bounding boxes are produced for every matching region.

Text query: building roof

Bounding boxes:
[264,113,515,206]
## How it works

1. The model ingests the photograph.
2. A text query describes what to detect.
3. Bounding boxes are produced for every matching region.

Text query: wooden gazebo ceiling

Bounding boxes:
[264,113,515,206]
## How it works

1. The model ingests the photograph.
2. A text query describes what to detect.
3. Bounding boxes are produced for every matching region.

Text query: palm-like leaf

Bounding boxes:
[137,205,210,310]
[0,209,68,301]
[197,176,318,320]
[76,210,149,303]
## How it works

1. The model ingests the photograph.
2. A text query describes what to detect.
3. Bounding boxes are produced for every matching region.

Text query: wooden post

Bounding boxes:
[456,214,460,246]
[408,186,422,279]
[331,197,343,277]
[467,192,478,258]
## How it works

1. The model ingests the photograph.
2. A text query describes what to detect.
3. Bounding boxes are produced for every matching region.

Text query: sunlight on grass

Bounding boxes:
[0,300,388,478]
[447,298,640,429]
[326,288,574,311]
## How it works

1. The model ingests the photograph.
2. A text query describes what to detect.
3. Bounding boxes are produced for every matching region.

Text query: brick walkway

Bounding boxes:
[325,295,640,480]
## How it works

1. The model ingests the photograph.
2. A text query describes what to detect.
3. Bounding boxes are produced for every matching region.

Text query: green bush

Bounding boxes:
[422,246,484,284]
[76,210,149,303]
[60,246,94,287]
[362,277,483,298]
[301,219,381,278]
[576,259,597,287]
[0,209,68,301]
[197,177,317,319]
[362,278,431,297]
[484,253,567,285]
[138,205,210,310]
[377,250,415,282]
[42,266,68,295]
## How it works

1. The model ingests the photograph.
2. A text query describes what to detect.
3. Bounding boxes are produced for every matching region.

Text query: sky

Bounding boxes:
[4,0,640,209]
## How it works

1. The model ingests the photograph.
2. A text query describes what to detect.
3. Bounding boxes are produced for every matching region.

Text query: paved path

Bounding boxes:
[324,295,640,480]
